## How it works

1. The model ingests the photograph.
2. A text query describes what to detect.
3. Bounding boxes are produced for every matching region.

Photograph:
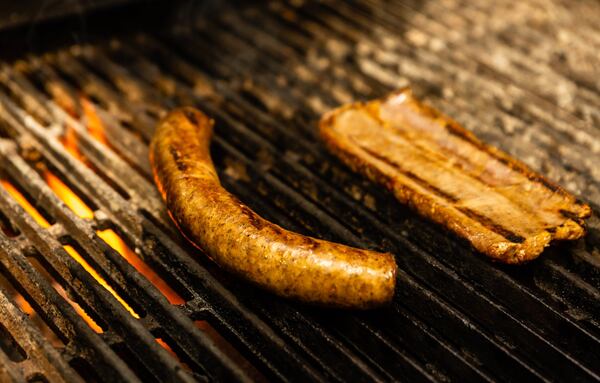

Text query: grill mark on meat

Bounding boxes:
[169,145,187,171]
[559,209,583,222]
[444,122,564,194]
[365,105,563,226]
[183,109,199,126]
[382,92,564,195]
[456,207,526,243]
[239,204,265,230]
[360,145,459,203]
[320,89,591,263]
[360,145,525,242]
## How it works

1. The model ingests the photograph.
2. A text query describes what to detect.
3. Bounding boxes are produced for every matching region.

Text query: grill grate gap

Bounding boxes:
[68,357,101,383]
[153,334,193,373]
[26,373,49,383]
[0,268,64,348]
[191,318,271,383]
[58,235,143,320]
[0,308,27,362]
[0,178,56,229]
[32,160,99,217]
[0,208,19,237]
[111,342,161,383]
[97,224,188,305]
[56,128,132,201]
[28,256,105,334]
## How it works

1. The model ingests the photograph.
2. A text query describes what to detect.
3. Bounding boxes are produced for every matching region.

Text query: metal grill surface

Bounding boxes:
[0,0,599,382]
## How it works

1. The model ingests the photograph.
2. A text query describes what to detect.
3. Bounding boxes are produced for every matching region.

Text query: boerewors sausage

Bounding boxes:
[149,107,397,308]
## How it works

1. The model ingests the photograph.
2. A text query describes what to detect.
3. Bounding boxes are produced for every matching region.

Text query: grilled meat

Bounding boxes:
[320,88,591,264]
[150,107,397,308]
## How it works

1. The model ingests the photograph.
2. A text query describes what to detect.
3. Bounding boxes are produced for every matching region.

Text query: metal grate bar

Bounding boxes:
[0,1,598,381]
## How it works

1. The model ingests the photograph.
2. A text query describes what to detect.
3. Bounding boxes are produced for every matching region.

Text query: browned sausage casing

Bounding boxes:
[149,108,397,308]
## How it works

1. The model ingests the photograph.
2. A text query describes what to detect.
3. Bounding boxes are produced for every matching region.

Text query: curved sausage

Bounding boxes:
[149,107,397,308]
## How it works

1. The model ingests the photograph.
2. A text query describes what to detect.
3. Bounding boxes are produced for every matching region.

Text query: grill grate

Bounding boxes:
[0,0,599,381]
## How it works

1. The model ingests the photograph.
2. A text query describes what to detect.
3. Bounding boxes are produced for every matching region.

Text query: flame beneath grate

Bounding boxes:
[47,154,185,305]
[62,244,139,319]
[0,179,139,320]
[13,293,34,316]
[52,281,103,334]
[0,181,51,229]
[96,229,185,305]
[52,96,185,305]
[155,338,191,371]
[81,96,108,145]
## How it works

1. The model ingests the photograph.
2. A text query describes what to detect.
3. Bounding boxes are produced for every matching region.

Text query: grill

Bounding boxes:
[0,0,599,381]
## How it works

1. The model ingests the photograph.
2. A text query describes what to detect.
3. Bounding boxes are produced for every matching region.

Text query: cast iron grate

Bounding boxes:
[0,0,599,381]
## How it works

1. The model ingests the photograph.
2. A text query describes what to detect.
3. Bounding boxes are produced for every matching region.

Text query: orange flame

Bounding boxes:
[0,179,139,320]
[81,96,108,145]
[58,96,107,164]
[14,293,35,315]
[1,180,51,228]
[97,229,185,305]
[62,245,139,319]
[61,125,84,161]
[45,172,94,220]
[52,281,103,333]
[52,97,185,305]
[43,172,184,305]
[156,338,191,371]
